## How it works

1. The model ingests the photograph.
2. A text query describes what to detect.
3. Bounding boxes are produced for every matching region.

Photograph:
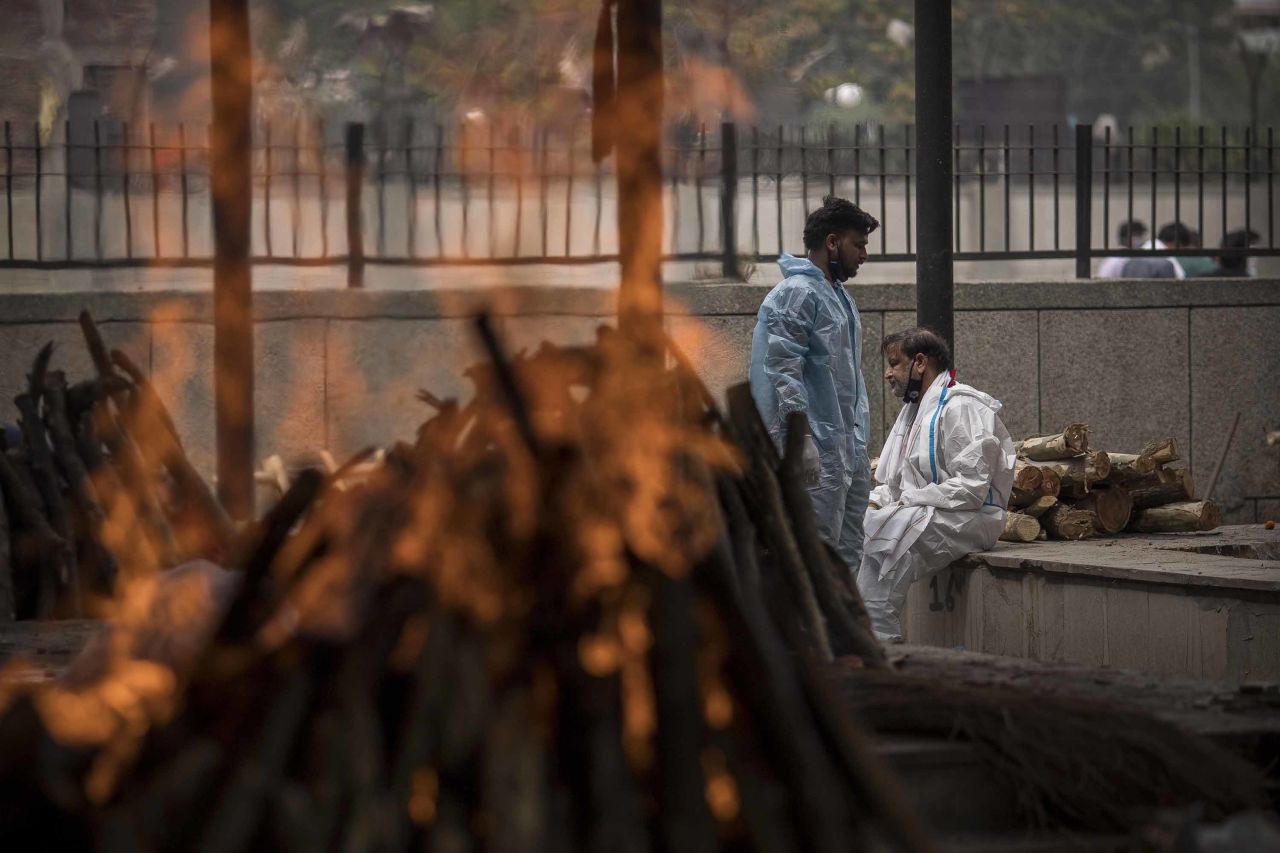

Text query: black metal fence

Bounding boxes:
[0,119,1275,283]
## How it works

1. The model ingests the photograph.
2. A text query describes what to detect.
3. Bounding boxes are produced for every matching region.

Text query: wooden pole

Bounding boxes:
[614,0,664,349]
[210,0,255,520]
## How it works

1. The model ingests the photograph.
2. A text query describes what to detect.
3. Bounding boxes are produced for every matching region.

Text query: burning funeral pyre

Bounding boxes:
[0,313,1269,851]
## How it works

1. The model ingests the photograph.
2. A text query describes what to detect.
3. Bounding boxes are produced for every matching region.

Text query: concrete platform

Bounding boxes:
[902,525,1280,684]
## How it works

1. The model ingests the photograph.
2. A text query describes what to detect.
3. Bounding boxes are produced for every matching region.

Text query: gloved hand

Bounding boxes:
[802,435,821,485]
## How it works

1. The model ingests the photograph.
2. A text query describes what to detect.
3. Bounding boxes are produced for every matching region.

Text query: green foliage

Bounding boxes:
[250,0,1277,129]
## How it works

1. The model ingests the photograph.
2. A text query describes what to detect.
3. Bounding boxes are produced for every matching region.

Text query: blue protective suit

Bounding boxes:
[748,254,872,573]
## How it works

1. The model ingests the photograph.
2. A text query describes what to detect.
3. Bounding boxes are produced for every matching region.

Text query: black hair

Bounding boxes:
[1218,228,1260,270]
[1117,219,1146,244]
[802,195,880,250]
[881,326,952,371]
[1157,221,1193,247]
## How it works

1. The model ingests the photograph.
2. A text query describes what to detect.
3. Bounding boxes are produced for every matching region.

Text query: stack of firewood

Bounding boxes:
[0,318,934,852]
[1001,423,1220,542]
[0,312,235,621]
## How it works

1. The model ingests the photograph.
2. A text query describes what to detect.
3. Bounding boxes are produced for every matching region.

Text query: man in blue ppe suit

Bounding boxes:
[749,195,879,575]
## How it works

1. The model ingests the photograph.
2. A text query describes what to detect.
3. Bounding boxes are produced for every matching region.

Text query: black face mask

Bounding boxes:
[827,242,847,283]
[903,357,924,405]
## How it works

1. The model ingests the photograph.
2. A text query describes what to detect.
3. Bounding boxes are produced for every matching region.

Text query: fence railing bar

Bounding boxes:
[1149,126,1157,253]
[1269,127,1275,250]
[1126,126,1135,251]
[827,123,836,197]
[775,125,783,254]
[751,125,760,257]
[34,123,42,261]
[1027,124,1035,252]
[292,119,302,258]
[1174,126,1182,245]
[1197,126,1205,242]
[318,119,330,259]
[1245,126,1252,243]
[799,125,808,224]
[122,122,133,260]
[668,135,679,254]
[853,123,862,209]
[564,123,574,257]
[1003,124,1010,252]
[697,122,707,254]
[460,127,470,259]
[491,122,499,259]
[538,127,548,259]
[1102,126,1111,251]
[148,123,161,257]
[904,123,912,256]
[433,124,444,259]
[179,123,190,259]
[878,124,887,255]
[1053,123,1060,251]
[405,119,416,259]
[63,120,72,260]
[1221,126,1229,242]
[592,142,602,256]
[954,123,961,253]
[978,124,985,252]
[4,121,12,260]
[264,120,274,257]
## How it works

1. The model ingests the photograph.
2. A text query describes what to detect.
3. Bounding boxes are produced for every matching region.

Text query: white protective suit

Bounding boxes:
[857,371,1016,641]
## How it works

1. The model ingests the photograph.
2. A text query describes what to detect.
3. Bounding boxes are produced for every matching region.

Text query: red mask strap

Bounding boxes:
[947,368,957,388]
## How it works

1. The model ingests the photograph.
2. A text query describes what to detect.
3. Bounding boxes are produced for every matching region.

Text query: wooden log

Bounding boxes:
[1041,504,1095,540]
[1022,496,1058,518]
[14,392,80,614]
[1008,463,1044,508]
[1000,512,1041,543]
[111,350,237,557]
[1038,466,1061,498]
[1104,453,1158,483]
[725,385,831,662]
[0,450,64,617]
[1141,437,1179,465]
[43,371,118,594]
[780,412,885,667]
[1040,451,1111,499]
[1129,500,1221,533]
[1019,423,1089,461]
[1130,467,1196,509]
[1073,486,1134,535]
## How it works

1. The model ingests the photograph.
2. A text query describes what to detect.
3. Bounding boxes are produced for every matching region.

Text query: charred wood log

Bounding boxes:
[0,450,64,618]
[725,385,831,661]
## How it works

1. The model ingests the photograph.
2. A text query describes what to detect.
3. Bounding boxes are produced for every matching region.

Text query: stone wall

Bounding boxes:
[1,278,1278,521]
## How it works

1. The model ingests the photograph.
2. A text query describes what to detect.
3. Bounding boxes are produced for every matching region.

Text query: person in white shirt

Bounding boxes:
[857,327,1016,642]
[1097,220,1147,278]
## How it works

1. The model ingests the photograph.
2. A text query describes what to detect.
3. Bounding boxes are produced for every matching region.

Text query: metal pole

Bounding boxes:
[913,0,954,351]
[1074,124,1093,280]
[615,0,665,349]
[210,0,255,520]
[345,123,366,288]
[720,121,739,279]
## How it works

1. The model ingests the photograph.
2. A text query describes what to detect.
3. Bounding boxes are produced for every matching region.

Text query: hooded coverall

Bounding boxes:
[857,371,1016,641]
[748,254,872,574]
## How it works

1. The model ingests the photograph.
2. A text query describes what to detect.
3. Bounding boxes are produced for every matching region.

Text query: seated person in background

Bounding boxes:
[1176,229,1217,277]
[1119,221,1191,278]
[1097,219,1147,278]
[857,328,1016,642]
[1205,229,1261,277]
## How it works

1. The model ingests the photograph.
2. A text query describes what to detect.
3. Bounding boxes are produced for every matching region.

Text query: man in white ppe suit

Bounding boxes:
[857,327,1016,642]
[749,196,880,574]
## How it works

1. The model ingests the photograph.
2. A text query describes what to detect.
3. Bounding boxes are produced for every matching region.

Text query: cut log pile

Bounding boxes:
[1003,425,1220,542]
[0,319,936,852]
[0,312,235,622]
